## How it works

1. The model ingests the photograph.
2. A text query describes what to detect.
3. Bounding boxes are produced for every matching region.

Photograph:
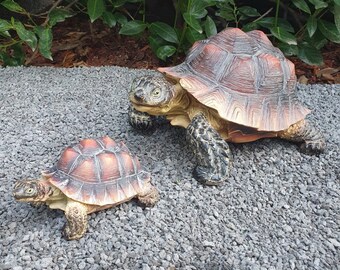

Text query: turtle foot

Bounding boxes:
[63,222,86,241]
[300,139,325,155]
[279,119,325,155]
[138,185,159,207]
[128,107,155,131]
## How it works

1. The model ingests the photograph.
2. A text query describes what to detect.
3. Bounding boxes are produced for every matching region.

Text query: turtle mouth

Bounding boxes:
[12,190,38,201]
[130,99,158,108]
[129,92,170,108]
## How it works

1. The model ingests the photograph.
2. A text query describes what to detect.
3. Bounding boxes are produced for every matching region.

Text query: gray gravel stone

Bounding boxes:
[0,66,339,269]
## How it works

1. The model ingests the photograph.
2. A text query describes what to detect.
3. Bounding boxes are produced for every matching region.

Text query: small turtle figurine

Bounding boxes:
[13,136,159,240]
[128,28,325,186]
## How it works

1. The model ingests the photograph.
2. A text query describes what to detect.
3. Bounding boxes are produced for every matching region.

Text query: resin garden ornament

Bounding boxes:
[129,28,325,186]
[13,136,159,240]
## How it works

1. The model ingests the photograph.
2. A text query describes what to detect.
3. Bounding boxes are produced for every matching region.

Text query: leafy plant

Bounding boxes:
[118,0,220,60]
[117,0,339,65]
[0,0,73,66]
[1,0,339,66]
[241,0,340,65]
[85,0,133,25]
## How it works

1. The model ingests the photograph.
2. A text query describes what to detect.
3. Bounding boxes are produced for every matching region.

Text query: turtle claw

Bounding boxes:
[62,224,71,240]
[300,140,325,155]
[30,202,44,207]
[193,165,225,186]
[137,185,160,207]
[62,225,81,241]
[128,107,155,131]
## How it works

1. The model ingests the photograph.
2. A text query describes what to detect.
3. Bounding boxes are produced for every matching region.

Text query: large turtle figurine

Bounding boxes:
[128,28,325,186]
[13,136,159,240]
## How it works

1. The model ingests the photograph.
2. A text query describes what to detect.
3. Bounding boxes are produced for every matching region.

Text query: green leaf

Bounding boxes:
[278,43,298,56]
[318,20,340,43]
[334,4,340,33]
[0,43,25,66]
[102,11,117,27]
[0,19,12,32]
[269,26,297,45]
[149,22,179,44]
[238,6,260,17]
[185,27,205,44]
[297,44,323,65]
[14,21,37,51]
[156,45,176,61]
[0,30,11,38]
[257,17,295,33]
[34,26,53,60]
[11,43,24,64]
[183,12,202,34]
[334,0,340,5]
[189,0,209,19]
[1,0,25,13]
[307,30,328,49]
[148,35,166,54]
[216,9,236,21]
[112,0,128,7]
[48,8,73,27]
[242,22,258,32]
[114,12,127,25]
[306,16,317,37]
[308,0,328,9]
[292,0,311,14]
[204,16,217,37]
[87,0,105,23]
[119,20,147,35]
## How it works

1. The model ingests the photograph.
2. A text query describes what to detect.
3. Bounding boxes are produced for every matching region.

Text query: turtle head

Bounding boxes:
[129,76,178,114]
[13,179,52,202]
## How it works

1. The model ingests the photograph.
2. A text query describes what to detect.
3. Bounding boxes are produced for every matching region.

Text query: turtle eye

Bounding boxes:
[26,187,34,194]
[152,88,161,97]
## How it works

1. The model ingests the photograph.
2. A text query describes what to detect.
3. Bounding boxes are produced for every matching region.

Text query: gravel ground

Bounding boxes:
[0,66,339,270]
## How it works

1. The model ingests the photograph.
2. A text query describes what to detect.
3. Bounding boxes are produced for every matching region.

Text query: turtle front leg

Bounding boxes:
[63,200,88,240]
[128,106,155,131]
[187,113,232,185]
[278,119,325,155]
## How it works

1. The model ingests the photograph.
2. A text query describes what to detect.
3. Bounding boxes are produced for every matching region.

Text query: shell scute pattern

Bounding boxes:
[159,28,310,131]
[48,137,147,206]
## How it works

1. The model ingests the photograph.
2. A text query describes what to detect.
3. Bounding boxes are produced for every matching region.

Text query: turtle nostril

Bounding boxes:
[134,89,145,101]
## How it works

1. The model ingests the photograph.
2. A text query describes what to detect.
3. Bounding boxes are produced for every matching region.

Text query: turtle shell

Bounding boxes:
[158,28,310,131]
[47,136,149,206]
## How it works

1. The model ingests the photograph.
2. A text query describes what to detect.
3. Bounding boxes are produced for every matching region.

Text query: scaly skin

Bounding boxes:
[187,113,232,185]
[128,106,155,131]
[137,182,160,206]
[278,119,325,154]
[63,200,88,240]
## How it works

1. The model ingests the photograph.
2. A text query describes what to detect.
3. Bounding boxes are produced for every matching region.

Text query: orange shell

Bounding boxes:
[158,28,310,131]
[48,137,149,206]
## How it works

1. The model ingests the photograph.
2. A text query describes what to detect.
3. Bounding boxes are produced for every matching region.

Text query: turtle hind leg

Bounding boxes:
[137,183,159,207]
[187,113,232,185]
[63,200,88,240]
[278,119,325,155]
